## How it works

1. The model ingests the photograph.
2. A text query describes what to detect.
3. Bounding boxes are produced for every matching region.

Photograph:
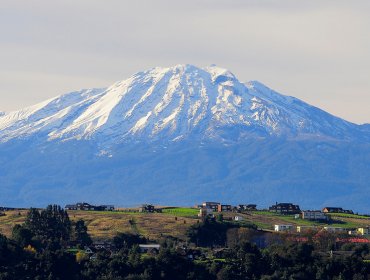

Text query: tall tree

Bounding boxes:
[74,220,92,247]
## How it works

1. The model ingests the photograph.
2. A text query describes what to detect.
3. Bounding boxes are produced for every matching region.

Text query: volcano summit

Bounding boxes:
[0,65,369,211]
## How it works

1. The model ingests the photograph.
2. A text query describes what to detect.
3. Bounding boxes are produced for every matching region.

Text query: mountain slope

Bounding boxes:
[0,65,366,144]
[0,65,369,211]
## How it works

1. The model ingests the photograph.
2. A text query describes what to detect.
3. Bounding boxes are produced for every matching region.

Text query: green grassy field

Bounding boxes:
[162,207,199,217]
[326,213,370,220]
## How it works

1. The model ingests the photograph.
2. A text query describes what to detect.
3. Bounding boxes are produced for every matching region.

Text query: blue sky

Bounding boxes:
[1,0,369,124]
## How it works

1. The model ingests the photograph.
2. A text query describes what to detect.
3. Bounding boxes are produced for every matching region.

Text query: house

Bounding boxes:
[217,204,232,212]
[198,207,213,218]
[84,247,95,254]
[65,203,93,211]
[65,204,78,210]
[0,207,16,211]
[357,227,370,236]
[234,216,243,221]
[65,202,115,211]
[322,207,353,214]
[238,204,257,211]
[175,246,203,260]
[296,226,319,233]
[274,224,294,232]
[269,203,301,215]
[93,241,115,250]
[96,205,115,211]
[76,202,95,211]
[139,244,160,254]
[323,226,348,233]
[202,202,220,211]
[301,210,328,221]
[139,204,155,213]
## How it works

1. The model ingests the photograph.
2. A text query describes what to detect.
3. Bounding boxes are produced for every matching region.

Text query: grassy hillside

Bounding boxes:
[1,208,370,241]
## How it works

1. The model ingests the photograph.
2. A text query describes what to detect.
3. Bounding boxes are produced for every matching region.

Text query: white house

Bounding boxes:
[198,207,214,218]
[274,224,294,232]
[301,210,328,221]
[234,216,243,221]
[296,226,319,233]
[323,227,347,233]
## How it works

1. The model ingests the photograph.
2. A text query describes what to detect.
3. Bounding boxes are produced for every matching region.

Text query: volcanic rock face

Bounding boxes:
[0,65,369,211]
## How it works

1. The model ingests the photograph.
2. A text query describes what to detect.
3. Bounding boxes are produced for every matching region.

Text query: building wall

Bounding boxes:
[274,225,294,232]
[302,211,327,220]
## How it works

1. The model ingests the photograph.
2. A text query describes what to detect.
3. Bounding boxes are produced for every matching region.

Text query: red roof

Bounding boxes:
[336,238,370,243]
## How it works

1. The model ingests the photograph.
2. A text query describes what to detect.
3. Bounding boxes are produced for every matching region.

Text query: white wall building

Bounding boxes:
[323,227,347,233]
[301,211,328,220]
[198,207,213,218]
[296,226,318,233]
[234,216,243,221]
[274,224,294,232]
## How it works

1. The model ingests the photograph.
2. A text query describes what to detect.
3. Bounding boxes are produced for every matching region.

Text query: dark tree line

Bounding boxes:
[1,206,370,279]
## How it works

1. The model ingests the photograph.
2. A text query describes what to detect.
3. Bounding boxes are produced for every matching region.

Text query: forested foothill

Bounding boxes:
[0,205,370,279]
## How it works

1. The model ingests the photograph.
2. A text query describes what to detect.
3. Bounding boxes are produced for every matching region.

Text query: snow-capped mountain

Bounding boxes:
[0,65,369,211]
[0,65,365,145]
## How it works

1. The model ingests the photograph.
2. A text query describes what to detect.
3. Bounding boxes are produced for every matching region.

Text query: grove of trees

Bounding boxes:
[0,206,370,279]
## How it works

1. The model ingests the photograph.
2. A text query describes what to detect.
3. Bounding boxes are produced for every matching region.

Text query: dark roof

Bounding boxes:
[204,202,220,205]
[65,204,77,208]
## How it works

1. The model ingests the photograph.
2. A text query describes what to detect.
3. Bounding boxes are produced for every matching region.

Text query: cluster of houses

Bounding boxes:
[274,224,370,236]
[65,202,115,211]
[197,202,370,237]
[197,202,257,219]
[267,204,368,237]
[196,201,353,221]
[269,203,355,221]
[64,203,164,213]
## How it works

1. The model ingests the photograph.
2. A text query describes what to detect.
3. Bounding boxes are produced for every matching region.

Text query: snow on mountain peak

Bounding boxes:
[0,65,366,144]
